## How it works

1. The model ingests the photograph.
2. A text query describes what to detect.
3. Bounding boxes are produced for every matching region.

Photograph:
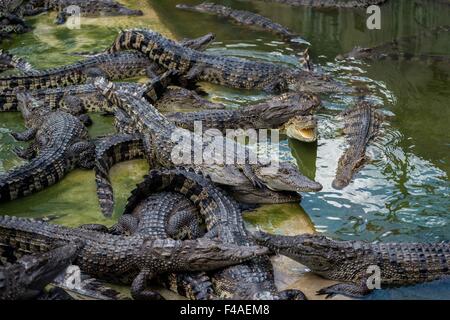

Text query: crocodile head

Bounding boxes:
[283,115,318,143]
[332,149,365,189]
[143,238,268,271]
[288,70,353,94]
[16,92,51,128]
[252,231,337,276]
[7,244,79,299]
[253,162,323,193]
[336,46,374,60]
[244,92,321,129]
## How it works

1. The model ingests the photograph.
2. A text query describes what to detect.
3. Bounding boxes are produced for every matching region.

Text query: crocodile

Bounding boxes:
[0,33,216,111]
[337,45,450,65]
[123,168,307,300]
[155,86,225,112]
[253,231,450,298]
[0,51,155,95]
[0,214,268,300]
[332,102,383,189]
[165,92,320,143]
[106,28,347,94]
[0,244,79,300]
[176,2,307,43]
[0,93,95,203]
[93,74,322,215]
[22,0,143,24]
[244,0,388,8]
[111,191,215,300]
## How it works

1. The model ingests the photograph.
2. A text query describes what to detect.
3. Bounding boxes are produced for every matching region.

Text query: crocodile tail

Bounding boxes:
[94,134,145,217]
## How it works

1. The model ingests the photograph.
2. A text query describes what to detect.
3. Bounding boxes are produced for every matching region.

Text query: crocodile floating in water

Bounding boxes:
[176,2,307,43]
[253,231,450,298]
[106,28,346,94]
[0,244,79,300]
[0,93,95,203]
[123,169,307,300]
[165,92,320,143]
[338,46,450,64]
[0,214,268,300]
[244,0,388,8]
[22,0,143,24]
[333,102,383,189]
[93,74,322,215]
[111,191,215,300]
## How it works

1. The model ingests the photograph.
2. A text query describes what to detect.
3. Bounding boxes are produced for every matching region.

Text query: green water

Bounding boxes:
[0,0,449,299]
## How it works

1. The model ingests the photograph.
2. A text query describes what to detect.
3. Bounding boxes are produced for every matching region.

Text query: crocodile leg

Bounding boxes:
[131,270,165,300]
[11,128,36,141]
[77,224,110,233]
[110,215,140,235]
[317,282,372,299]
[279,289,308,300]
[12,141,37,160]
[69,141,96,169]
[242,164,265,189]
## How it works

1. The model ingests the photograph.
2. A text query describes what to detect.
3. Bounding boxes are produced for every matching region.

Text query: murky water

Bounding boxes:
[0,0,449,299]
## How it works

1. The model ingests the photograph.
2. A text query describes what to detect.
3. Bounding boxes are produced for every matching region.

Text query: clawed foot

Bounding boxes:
[317,283,371,299]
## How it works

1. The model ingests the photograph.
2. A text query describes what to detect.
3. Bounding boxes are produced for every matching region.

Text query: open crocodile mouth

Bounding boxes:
[285,125,317,142]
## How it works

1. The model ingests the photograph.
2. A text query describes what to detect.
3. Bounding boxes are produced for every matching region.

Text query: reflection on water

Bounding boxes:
[0,0,449,299]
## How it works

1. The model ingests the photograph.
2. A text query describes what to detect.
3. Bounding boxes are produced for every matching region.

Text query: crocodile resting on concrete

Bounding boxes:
[332,102,383,189]
[0,244,78,300]
[0,93,95,203]
[106,28,346,94]
[176,2,307,43]
[165,92,320,143]
[122,169,307,300]
[23,0,143,24]
[245,0,388,8]
[94,74,321,215]
[0,214,268,299]
[253,231,450,298]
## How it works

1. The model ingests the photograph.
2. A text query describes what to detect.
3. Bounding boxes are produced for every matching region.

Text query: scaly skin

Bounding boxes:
[94,74,322,215]
[253,231,450,298]
[23,0,143,24]
[155,86,225,112]
[0,244,79,300]
[0,93,95,202]
[332,102,383,189]
[176,2,306,42]
[245,0,388,8]
[106,28,346,94]
[113,191,215,300]
[123,169,307,300]
[0,51,153,95]
[0,34,216,111]
[166,92,320,142]
[0,212,268,300]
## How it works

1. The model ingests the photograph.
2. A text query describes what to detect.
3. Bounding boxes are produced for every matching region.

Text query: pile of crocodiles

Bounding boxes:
[0,1,449,300]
